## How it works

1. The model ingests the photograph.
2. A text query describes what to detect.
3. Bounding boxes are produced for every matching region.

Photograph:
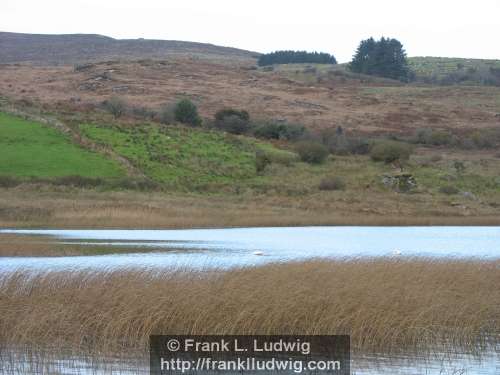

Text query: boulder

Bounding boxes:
[382,173,417,193]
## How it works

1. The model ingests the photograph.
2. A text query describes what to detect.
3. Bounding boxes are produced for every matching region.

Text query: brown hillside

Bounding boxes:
[1,57,499,135]
[0,32,258,65]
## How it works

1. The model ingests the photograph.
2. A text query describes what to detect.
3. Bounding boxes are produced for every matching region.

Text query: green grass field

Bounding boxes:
[80,123,263,187]
[2,112,499,204]
[0,112,125,178]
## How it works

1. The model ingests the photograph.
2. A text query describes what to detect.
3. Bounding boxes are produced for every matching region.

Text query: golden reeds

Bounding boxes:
[0,258,498,356]
[1,188,500,229]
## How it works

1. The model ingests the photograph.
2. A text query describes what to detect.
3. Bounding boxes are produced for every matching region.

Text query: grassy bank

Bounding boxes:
[1,110,500,227]
[0,259,498,355]
[2,188,500,230]
[80,123,260,188]
[0,112,124,178]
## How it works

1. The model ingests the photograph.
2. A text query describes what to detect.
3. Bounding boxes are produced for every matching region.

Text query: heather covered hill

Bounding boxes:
[0,32,258,65]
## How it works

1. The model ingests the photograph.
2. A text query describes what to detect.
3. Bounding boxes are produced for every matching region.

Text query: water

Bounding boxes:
[1,350,499,374]
[1,226,499,373]
[0,226,499,271]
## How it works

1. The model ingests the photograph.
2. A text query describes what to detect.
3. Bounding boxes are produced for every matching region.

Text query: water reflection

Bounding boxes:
[1,349,498,374]
[0,227,499,271]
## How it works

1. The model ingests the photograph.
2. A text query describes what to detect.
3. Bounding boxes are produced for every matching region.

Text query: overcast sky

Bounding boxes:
[2,0,499,62]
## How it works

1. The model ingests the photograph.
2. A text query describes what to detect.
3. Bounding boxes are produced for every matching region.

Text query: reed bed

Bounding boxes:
[0,259,498,357]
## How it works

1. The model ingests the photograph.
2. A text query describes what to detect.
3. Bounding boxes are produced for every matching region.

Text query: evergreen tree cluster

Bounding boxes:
[349,37,410,81]
[258,50,337,66]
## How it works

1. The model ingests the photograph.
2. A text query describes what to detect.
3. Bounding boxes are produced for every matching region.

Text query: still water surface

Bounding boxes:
[0,226,499,271]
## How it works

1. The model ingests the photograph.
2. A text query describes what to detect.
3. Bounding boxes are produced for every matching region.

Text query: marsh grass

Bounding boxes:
[2,186,500,229]
[0,259,498,357]
[0,234,183,256]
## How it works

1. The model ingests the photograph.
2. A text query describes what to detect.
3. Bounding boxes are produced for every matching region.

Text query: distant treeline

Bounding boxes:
[258,50,337,66]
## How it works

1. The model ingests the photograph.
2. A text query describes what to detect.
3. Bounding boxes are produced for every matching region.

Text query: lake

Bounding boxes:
[1,349,499,374]
[1,226,498,374]
[0,226,499,271]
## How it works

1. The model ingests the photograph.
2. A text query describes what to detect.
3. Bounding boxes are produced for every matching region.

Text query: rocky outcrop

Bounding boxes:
[382,173,417,193]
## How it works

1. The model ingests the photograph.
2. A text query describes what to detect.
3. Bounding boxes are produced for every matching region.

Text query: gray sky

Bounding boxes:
[2,0,499,62]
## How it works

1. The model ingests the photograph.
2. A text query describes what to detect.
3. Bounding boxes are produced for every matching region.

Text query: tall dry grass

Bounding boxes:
[0,259,498,357]
[1,188,500,229]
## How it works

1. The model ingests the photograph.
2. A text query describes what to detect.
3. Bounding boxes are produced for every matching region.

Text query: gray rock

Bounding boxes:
[462,191,477,200]
[382,173,417,193]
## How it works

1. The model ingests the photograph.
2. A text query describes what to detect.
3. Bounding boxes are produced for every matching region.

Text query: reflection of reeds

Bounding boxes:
[0,259,498,357]
[0,234,183,257]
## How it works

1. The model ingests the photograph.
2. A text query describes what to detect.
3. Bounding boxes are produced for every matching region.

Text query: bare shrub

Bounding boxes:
[370,141,412,164]
[103,96,127,118]
[294,141,329,164]
[319,176,346,191]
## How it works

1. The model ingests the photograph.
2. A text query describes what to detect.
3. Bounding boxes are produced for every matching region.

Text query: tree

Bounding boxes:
[370,141,412,164]
[104,96,127,118]
[258,50,337,66]
[214,109,251,135]
[349,37,411,81]
[174,99,202,126]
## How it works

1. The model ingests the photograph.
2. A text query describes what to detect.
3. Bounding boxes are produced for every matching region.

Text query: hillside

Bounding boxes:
[1,35,500,225]
[1,58,499,136]
[0,32,258,65]
[408,56,500,85]
[1,109,500,227]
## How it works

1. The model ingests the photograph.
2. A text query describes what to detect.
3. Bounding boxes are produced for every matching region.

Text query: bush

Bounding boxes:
[158,103,176,124]
[215,109,249,122]
[439,185,460,195]
[174,99,202,126]
[467,130,496,149]
[280,123,307,141]
[131,106,157,120]
[214,109,251,134]
[255,146,299,168]
[255,150,271,173]
[294,141,329,164]
[370,141,412,163]
[414,128,454,146]
[319,176,346,191]
[253,123,282,139]
[453,161,466,174]
[429,130,454,146]
[103,96,127,118]
[253,122,307,141]
[320,128,371,155]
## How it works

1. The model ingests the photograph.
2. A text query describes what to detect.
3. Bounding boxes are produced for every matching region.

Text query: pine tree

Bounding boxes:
[349,37,410,81]
[258,51,337,66]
